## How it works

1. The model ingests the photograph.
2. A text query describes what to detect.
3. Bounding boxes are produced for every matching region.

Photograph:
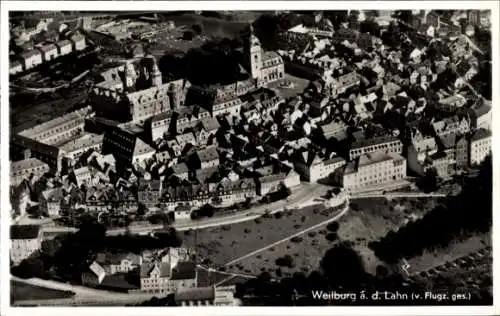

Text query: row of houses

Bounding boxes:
[10,34,87,74]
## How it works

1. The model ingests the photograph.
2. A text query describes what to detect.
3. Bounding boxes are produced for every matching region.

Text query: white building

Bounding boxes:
[10,225,43,265]
[10,158,50,187]
[38,43,59,62]
[470,129,491,166]
[56,39,73,56]
[20,50,43,70]
[339,152,407,192]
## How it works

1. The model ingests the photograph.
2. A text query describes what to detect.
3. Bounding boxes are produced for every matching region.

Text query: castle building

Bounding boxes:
[89,56,190,124]
[243,26,285,87]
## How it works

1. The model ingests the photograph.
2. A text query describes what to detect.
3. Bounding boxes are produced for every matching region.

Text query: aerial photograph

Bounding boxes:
[8,9,492,307]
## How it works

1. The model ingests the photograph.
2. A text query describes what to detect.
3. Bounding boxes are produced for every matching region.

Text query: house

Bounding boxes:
[426,151,455,179]
[337,152,407,192]
[470,129,491,166]
[10,157,50,187]
[10,60,23,75]
[171,163,189,181]
[70,34,86,51]
[10,225,43,265]
[20,50,42,70]
[38,43,59,62]
[455,135,469,170]
[174,285,239,306]
[73,166,92,187]
[95,252,142,275]
[81,262,106,287]
[195,117,220,146]
[294,149,346,183]
[56,39,73,56]
[349,135,403,160]
[411,131,438,163]
[470,104,492,130]
[138,179,162,207]
[39,187,64,217]
[432,116,470,137]
[191,146,220,169]
[139,248,197,295]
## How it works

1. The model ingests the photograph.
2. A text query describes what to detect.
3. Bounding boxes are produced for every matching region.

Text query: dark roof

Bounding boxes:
[471,128,491,142]
[351,135,401,150]
[473,105,491,118]
[170,261,196,280]
[11,225,41,240]
[175,287,215,303]
[140,262,171,278]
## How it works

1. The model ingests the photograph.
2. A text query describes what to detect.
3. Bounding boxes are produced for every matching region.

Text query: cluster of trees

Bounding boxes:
[370,156,492,264]
[239,241,492,306]
[13,222,182,283]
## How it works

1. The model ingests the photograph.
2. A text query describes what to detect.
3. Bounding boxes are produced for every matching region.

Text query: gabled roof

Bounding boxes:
[170,261,196,280]
[470,128,491,142]
[140,262,171,278]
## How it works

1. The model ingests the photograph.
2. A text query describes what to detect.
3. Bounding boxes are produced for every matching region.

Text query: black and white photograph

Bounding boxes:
[2,2,498,314]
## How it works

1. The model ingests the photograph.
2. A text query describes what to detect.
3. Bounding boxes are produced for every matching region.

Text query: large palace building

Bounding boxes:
[89,56,191,124]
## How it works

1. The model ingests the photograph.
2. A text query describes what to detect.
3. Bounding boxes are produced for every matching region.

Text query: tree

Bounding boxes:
[320,243,367,289]
[183,31,194,41]
[326,222,340,232]
[192,24,203,35]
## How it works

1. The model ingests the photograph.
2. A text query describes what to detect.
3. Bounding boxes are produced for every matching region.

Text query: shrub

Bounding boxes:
[260,236,264,240]
[290,236,303,243]
[256,255,262,259]
[274,212,283,219]
[308,231,317,237]
[301,216,306,222]
[293,224,301,229]
[319,230,327,235]
[254,218,262,224]
[244,228,251,234]
[326,222,340,232]
[275,268,282,277]
[325,233,338,241]
[275,255,294,268]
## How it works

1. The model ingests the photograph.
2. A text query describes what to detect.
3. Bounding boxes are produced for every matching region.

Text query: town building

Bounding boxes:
[10,225,43,265]
[89,56,190,123]
[338,152,407,192]
[432,116,470,137]
[70,34,87,51]
[138,179,162,207]
[327,71,360,97]
[56,39,73,56]
[150,110,174,142]
[10,158,50,187]
[59,133,104,167]
[38,43,59,62]
[103,126,155,165]
[139,248,197,295]
[191,146,220,170]
[39,187,64,217]
[19,50,43,70]
[471,103,492,131]
[11,134,62,171]
[174,285,240,306]
[95,252,142,275]
[294,149,346,182]
[10,60,23,75]
[411,131,438,163]
[195,117,220,146]
[470,128,491,166]
[426,149,456,179]
[17,106,94,146]
[243,26,285,86]
[455,135,469,170]
[349,135,403,161]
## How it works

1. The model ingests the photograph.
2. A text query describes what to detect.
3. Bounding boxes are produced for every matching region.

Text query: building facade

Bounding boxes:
[10,225,43,265]
[470,129,491,166]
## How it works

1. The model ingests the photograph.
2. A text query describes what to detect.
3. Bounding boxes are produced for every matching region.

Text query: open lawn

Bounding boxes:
[182,203,341,268]
[11,280,75,301]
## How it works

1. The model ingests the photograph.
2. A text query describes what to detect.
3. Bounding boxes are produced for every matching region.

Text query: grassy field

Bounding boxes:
[182,203,341,268]
[221,197,444,279]
[11,281,75,301]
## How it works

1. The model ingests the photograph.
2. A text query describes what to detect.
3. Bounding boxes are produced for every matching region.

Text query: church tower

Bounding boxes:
[245,25,262,81]
[150,57,162,87]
